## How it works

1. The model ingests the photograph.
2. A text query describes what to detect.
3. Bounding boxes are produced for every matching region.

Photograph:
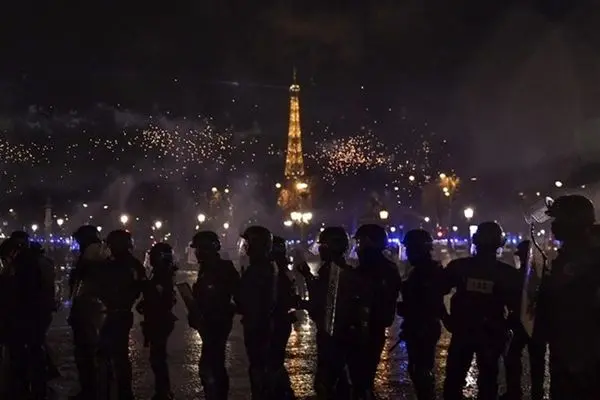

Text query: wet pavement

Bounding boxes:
[47,268,548,399]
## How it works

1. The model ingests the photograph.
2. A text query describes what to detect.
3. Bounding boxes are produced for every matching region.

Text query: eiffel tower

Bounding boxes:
[278,69,310,214]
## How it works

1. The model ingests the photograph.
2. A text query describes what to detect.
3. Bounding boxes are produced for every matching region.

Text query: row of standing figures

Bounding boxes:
[4,196,600,400]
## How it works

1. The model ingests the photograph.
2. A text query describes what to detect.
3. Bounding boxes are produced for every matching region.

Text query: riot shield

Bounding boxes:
[323,262,341,336]
[519,197,552,337]
[519,236,538,337]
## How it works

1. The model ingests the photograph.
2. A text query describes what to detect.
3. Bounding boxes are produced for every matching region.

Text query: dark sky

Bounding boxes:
[2,0,600,181]
[2,1,584,101]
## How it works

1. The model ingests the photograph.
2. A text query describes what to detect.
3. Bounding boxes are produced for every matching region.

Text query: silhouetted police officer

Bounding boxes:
[189,230,239,400]
[397,229,445,400]
[2,235,56,399]
[137,242,177,400]
[270,236,298,399]
[102,229,146,400]
[537,195,600,399]
[442,221,521,400]
[298,226,352,399]
[236,225,279,399]
[354,224,402,398]
[69,225,110,400]
[502,240,545,400]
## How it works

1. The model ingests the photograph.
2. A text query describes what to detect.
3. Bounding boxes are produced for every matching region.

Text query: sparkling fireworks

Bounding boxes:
[310,129,390,183]
[0,137,50,165]
[80,122,234,180]
[0,110,452,204]
[138,125,230,165]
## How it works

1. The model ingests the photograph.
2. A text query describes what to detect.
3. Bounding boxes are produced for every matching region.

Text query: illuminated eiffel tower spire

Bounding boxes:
[278,69,310,214]
[284,67,305,180]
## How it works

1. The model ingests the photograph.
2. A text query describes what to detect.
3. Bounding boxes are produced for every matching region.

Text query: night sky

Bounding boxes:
[1,0,599,224]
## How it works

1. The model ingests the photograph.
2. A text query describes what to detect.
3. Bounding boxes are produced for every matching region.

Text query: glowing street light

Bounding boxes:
[56,218,64,227]
[120,214,129,225]
[555,180,563,188]
[290,211,313,224]
[283,220,293,227]
[424,216,431,223]
[408,175,415,182]
[31,224,38,232]
[97,226,103,232]
[379,210,389,220]
[223,222,230,230]
[197,213,206,223]
[296,182,308,191]
[463,207,474,221]
[275,183,282,189]
[154,220,163,230]
[211,187,218,193]
[302,212,313,223]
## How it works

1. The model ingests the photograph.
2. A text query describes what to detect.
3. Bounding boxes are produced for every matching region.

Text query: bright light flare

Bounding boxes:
[120,214,129,225]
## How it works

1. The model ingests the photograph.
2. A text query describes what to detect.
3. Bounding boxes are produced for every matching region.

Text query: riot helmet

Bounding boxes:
[73,225,101,250]
[354,224,388,264]
[149,242,176,276]
[0,237,23,266]
[149,242,174,264]
[317,227,349,262]
[402,229,433,265]
[10,230,30,248]
[106,229,133,255]
[472,221,506,254]
[546,194,596,242]
[240,225,272,260]
[191,230,221,262]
